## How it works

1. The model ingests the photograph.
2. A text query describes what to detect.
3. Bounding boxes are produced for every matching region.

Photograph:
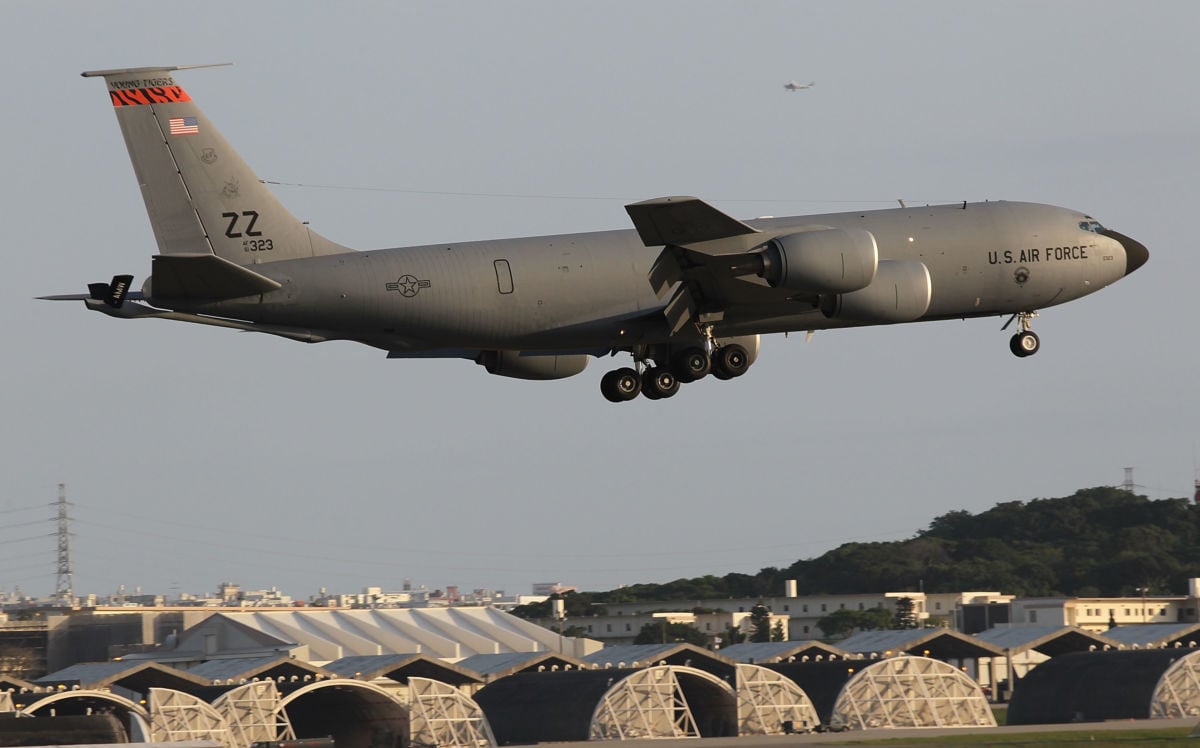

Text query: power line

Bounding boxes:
[0,518,53,530]
[0,503,49,516]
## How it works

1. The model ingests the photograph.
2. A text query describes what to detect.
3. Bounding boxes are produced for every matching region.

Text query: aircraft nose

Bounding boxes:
[1100,228,1149,276]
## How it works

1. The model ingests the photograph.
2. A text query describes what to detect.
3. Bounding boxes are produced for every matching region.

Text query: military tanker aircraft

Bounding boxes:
[44,65,1148,403]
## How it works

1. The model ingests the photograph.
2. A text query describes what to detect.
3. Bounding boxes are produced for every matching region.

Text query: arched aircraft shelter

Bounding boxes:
[1009,649,1200,724]
[735,664,819,735]
[831,656,994,729]
[21,689,152,741]
[1151,649,1200,718]
[476,665,737,743]
[767,656,994,729]
[278,680,408,748]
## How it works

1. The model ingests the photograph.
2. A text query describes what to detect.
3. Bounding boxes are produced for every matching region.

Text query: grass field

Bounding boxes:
[847,725,1192,746]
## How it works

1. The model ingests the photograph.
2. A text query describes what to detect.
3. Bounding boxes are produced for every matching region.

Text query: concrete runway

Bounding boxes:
[606,718,1197,746]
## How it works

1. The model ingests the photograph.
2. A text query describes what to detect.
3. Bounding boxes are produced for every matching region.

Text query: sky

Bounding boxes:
[2,1,1197,602]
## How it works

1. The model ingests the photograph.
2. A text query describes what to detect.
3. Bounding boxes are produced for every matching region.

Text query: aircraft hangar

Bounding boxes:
[474,665,739,741]
[15,665,495,748]
[764,655,995,729]
[18,604,1200,743]
[1008,648,1200,724]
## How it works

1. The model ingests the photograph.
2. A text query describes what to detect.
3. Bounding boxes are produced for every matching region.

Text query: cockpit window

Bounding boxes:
[1079,220,1105,233]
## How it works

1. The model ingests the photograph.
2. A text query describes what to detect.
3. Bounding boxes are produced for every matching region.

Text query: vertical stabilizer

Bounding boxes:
[83,65,351,264]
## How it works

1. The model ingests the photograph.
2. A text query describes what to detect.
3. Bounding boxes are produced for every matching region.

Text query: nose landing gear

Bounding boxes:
[1006,311,1040,358]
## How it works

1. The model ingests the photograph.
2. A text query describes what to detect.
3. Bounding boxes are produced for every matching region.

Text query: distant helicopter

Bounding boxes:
[784,80,815,91]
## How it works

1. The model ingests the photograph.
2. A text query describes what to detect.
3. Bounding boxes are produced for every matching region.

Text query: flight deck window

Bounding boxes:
[494,259,514,294]
[1079,220,1105,233]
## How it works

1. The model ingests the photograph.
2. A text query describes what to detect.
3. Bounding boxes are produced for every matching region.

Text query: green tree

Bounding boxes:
[633,621,709,647]
[749,603,772,643]
[515,487,1200,604]
[771,620,785,642]
[817,609,861,639]
[894,597,918,629]
[720,625,746,647]
[510,591,605,620]
[817,608,894,640]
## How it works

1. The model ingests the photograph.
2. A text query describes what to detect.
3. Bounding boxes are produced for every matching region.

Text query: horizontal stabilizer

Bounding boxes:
[150,253,282,299]
[39,290,144,302]
[81,63,231,78]
[625,196,759,248]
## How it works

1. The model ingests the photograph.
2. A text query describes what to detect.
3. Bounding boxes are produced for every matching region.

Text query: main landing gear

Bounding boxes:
[600,343,752,403]
[1006,311,1041,358]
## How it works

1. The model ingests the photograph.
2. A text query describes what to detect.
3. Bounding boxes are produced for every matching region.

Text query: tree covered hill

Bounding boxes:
[543,488,1200,614]
[783,487,1200,597]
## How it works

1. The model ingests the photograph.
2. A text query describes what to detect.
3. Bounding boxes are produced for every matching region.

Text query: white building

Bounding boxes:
[576,609,790,645]
[594,588,1012,640]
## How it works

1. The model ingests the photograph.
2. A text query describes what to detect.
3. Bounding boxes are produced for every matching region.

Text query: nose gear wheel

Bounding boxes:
[1005,311,1041,358]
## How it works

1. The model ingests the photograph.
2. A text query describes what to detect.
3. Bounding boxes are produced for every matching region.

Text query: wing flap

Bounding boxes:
[648,249,682,299]
[150,253,282,299]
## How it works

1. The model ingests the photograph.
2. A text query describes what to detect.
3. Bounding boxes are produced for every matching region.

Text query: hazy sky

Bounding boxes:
[3,1,1197,601]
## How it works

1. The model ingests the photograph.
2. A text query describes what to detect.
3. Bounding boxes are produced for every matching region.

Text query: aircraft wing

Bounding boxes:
[626,196,819,335]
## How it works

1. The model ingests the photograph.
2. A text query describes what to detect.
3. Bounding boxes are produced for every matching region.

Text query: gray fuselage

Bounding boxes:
[167,200,1132,354]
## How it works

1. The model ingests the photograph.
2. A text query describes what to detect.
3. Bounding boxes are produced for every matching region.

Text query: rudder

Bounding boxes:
[83,65,351,264]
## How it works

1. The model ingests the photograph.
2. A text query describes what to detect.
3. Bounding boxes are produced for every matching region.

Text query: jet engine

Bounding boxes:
[752,228,878,293]
[820,259,932,323]
[476,350,589,380]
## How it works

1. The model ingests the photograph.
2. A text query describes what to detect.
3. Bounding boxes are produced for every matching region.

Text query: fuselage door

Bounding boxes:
[495,259,514,294]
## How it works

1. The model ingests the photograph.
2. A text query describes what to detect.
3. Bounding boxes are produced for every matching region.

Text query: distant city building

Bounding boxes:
[532,583,577,596]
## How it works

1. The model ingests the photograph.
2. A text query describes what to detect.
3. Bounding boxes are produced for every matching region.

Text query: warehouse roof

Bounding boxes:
[717,640,849,663]
[1103,623,1200,649]
[0,675,35,692]
[455,651,585,681]
[974,625,1120,656]
[580,643,735,678]
[836,628,1002,660]
[36,660,209,692]
[324,653,480,685]
[184,655,332,684]
[208,607,601,660]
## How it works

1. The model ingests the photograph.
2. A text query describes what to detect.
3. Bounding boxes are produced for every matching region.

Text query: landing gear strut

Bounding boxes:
[1006,311,1040,358]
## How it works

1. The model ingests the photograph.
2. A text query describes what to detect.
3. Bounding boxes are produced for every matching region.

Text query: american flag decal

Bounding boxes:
[168,116,199,136]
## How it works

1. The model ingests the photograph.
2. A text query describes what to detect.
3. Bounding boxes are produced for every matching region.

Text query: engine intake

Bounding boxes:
[476,351,589,380]
[820,259,932,323]
[751,228,878,293]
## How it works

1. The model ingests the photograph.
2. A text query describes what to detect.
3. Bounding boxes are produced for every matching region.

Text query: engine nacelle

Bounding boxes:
[476,350,589,380]
[756,228,878,293]
[820,259,932,323]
